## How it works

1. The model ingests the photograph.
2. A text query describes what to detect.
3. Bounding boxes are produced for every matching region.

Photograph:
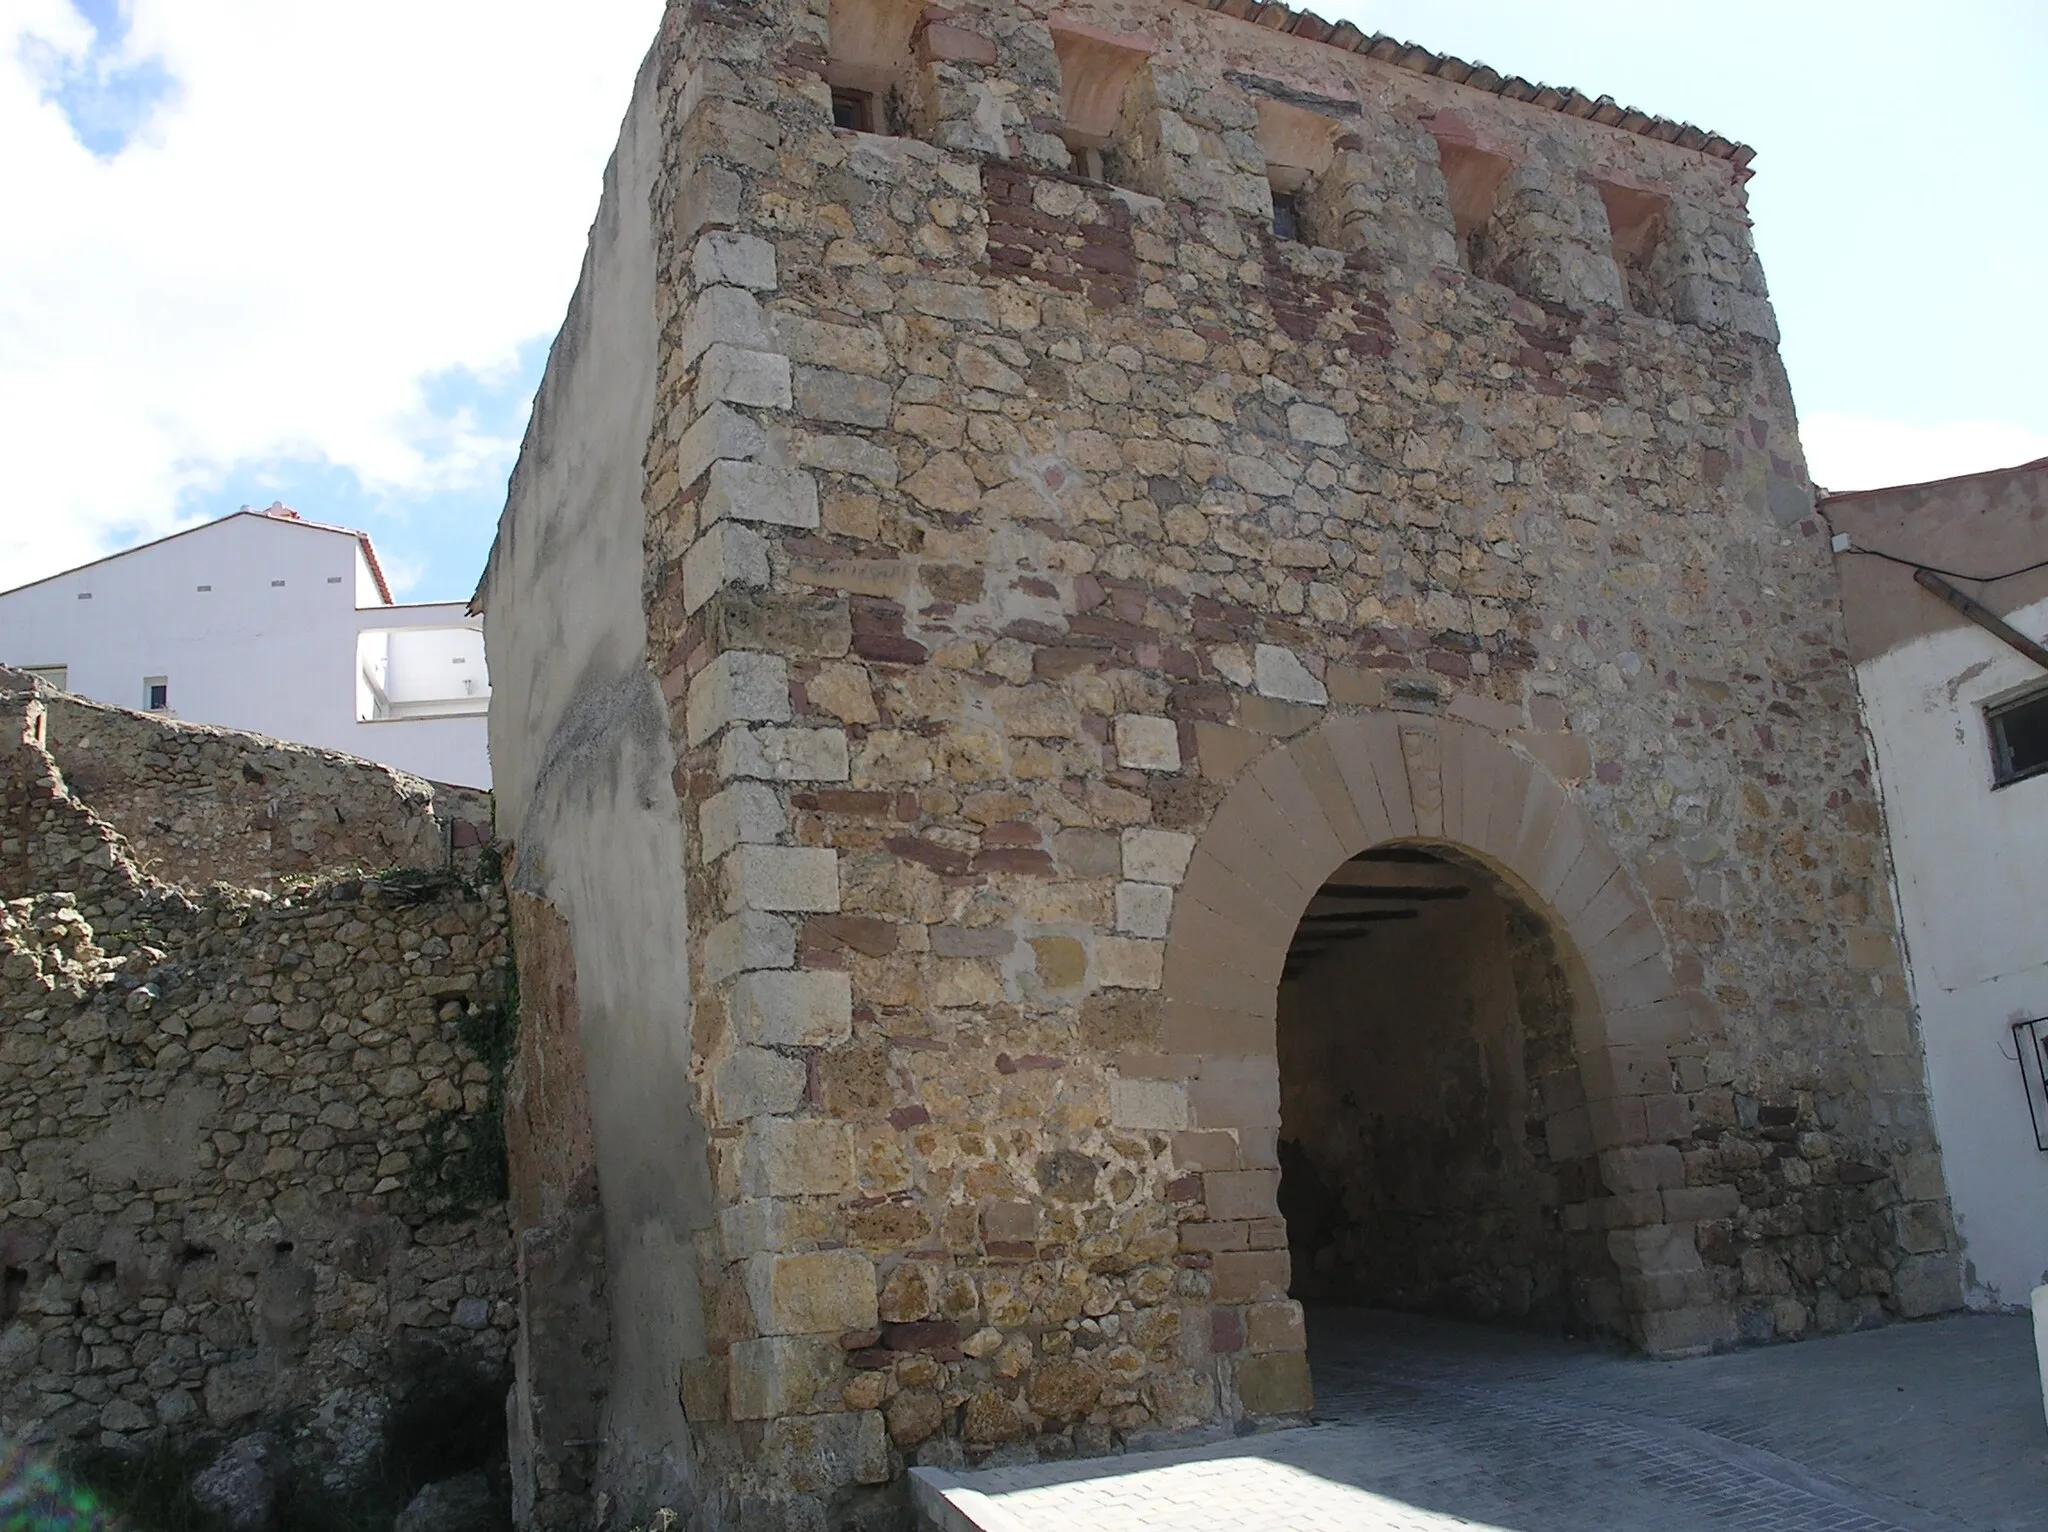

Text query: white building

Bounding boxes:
[1827,457,2048,1309]
[0,505,490,786]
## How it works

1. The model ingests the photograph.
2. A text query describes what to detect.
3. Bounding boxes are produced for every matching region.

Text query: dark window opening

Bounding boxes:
[145,678,169,712]
[1271,191,1304,244]
[1990,690,2048,788]
[1065,140,1106,182]
[831,88,876,134]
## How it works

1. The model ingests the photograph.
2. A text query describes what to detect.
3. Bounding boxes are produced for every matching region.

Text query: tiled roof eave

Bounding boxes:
[1177,0,1755,169]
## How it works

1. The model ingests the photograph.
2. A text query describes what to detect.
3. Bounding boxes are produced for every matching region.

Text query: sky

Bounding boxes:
[2,1,2044,602]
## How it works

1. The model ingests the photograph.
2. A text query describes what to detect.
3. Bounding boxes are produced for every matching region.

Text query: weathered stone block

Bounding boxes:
[682,521,770,615]
[712,1046,807,1122]
[794,367,894,428]
[723,844,840,913]
[1122,828,1196,885]
[697,345,792,412]
[1096,936,1164,990]
[692,230,778,291]
[745,1250,879,1336]
[717,726,850,783]
[1114,715,1182,772]
[699,781,786,864]
[1115,880,1174,938]
[759,1411,890,1492]
[703,910,797,985]
[1254,645,1327,705]
[742,1117,855,1198]
[1109,1077,1188,1130]
[703,460,820,529]
[728,1334,843,1419]
[1234,1351,1312,1416]
[677,403,767,490]
[730,969,853,1048]
[1203,1169,1280,1222]
[679,285,770,369]
[1244,1299,1306,1353]
[1212,1249,1290,1302]
[686,651,792,747]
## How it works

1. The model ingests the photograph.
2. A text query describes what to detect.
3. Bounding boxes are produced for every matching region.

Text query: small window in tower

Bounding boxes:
[831,88,876,134]
[271,579,286,588]
[1065,139,1106,182]
[1989,688,2048,788]
[196,584,212,592]
[144,677,169,712]
[1271,190,1305,244]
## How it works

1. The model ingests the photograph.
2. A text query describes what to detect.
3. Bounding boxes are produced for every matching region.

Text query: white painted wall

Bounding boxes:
[1858,590,2048,1308]
[0,512,491,786]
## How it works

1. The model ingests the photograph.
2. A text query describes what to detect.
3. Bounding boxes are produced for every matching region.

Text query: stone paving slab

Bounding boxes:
[912,1309,2048,1532]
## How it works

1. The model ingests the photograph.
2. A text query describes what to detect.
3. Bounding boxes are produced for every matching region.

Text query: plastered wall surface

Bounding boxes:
[1850,590,2048,1308]
[482,2,1959,1524]
[0,685,514,1506]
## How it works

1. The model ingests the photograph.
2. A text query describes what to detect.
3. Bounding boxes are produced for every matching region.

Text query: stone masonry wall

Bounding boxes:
[488,1,1958,1524]
[0,685,514,1512]
[0,670,493,897]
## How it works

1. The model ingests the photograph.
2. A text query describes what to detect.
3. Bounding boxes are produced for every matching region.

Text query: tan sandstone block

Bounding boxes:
[1235,1351,1313,1416]
[730,969,852,1048]
[1212,1249,1290,1302]
[728,1334,842,1419]
[742,1117,854,1197]
[1096,936,1164,990]
[745,1249,879,1336]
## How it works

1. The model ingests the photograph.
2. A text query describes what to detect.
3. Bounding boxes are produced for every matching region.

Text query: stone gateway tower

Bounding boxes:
[477,1,1960,1525]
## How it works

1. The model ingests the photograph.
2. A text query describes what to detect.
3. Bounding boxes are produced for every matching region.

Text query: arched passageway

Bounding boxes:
[1276,843,1618,1334]
[1160,711,1718,1407]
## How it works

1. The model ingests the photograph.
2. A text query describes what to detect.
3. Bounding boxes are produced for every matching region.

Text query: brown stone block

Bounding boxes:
[1600,1144,1685,1194]
[1116,1051,1201,1079]
[1641,1090,1694,1144]
[1200,797,1319,911]
[1080,988,1163,1050]
[1235,1351,1312,1416]
[1181,1220,1248,1253]
[1289,729,1370,853]
[1594,954,1677,1015]
[1515,730,1592,785]
[1248,751,1347,884]
[1397,723,1443,837]
[1320,712,1413,841]
[1159,999,1271,1056]
[1584,1092,1647,1150]
[1325,665,1385,707]
[1583,908,1664,978]
[1578,1044,1671,1103]
[1577,870,1645,947]
[1171,1130,1240,1171]
[1164,889,1291,978]
[1202,1168,1280,1221]
[1187,1055,1281,1131]
[1662,1185,1739,1222]
[1553,839,1623,925]
[1211,1248,1289,1302]
[1244,1300,1306,1354]
[1237,695,1322,737]
[1245,1217,1288,1250]
[1192,721,1266,783]
[1210,1305,1245,1354]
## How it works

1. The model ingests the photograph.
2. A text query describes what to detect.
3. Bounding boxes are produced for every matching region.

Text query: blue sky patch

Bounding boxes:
[24,0,176,157]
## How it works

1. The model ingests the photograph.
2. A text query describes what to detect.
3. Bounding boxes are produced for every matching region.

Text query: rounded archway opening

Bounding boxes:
[1275,841,1622,1338]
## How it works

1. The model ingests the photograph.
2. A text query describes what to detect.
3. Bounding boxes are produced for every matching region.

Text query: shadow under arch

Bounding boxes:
[1160,710,1725,1390]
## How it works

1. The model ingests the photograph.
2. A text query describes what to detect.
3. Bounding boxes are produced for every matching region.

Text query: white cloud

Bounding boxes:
[1801,414,2048,495]
[0,0,661,586]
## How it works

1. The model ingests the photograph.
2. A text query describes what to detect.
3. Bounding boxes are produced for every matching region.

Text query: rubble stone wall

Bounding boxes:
[482,1,1959,1524]
[1,669,493,896]
[0,687,515,1508]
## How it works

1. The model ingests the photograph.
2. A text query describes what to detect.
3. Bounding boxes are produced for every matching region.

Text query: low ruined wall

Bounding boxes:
[0,686,516,1515]
[3,671,492,895]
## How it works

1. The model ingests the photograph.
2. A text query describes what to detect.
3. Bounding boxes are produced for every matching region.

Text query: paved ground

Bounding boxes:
[912,1307,2048,1532]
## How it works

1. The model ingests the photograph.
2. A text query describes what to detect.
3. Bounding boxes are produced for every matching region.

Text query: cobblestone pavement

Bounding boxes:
[911,1308,2048,1532]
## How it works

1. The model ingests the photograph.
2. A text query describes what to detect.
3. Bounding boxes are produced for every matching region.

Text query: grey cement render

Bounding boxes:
[481,48,713,1521]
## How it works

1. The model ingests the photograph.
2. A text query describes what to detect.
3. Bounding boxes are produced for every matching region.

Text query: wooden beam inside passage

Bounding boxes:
[1914,568,2048,672]
[1296,909,1422,925]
